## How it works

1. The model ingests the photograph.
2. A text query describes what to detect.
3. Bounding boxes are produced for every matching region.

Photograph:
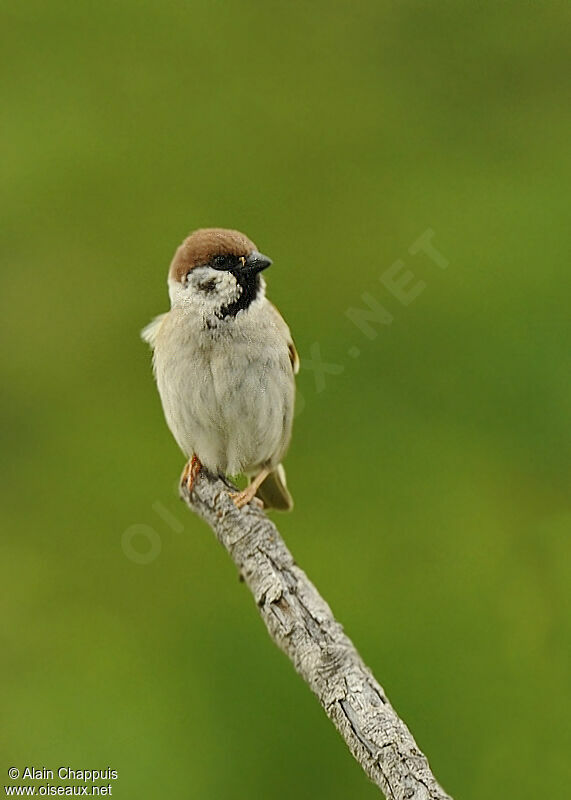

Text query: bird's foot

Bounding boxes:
[228,485,264,509]
[228,468,270,509]
[181,454,202,493]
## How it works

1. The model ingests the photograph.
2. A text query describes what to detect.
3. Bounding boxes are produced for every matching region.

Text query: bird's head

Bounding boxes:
[167,228,272,320]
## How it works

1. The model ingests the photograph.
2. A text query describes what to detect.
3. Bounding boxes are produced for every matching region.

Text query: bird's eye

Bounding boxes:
[212,254,229,268]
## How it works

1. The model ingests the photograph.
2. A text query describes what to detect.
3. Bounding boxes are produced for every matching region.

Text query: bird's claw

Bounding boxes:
[228,488,264,510]
[181,455,201,493]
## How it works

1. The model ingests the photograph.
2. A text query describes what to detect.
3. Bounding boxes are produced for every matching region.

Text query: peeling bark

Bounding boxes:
[181,472,452,800]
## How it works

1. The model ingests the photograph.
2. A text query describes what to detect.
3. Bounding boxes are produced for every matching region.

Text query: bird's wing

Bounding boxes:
[268,302,299,375]
[140,313,168,349]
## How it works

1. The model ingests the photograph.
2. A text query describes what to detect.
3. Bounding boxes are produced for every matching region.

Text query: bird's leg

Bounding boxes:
[229,467,270,509]
[181,454,202,493]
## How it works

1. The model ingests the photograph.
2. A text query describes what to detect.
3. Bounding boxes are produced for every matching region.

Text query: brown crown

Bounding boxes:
[168,228,258,283]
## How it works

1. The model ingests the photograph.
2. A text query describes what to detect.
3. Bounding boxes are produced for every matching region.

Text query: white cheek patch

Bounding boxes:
[168,269,241,317]
[168,279,187,307]
[201,269,240,299]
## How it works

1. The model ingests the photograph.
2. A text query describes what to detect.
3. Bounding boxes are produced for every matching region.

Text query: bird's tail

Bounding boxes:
[255,464,293,511]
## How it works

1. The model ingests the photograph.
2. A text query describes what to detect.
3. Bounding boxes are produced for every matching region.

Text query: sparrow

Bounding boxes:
[142,227,298,510]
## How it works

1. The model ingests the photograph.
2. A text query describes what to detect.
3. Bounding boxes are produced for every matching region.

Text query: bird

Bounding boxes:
[142,227,298,510]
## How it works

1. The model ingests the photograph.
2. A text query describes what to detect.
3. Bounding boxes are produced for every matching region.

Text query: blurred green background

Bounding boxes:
[2,1,569,797]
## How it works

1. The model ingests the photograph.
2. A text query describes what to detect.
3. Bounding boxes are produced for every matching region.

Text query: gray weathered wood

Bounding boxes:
[181,471,452,799]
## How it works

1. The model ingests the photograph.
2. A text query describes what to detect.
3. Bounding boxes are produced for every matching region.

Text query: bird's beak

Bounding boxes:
[242,251,272,273]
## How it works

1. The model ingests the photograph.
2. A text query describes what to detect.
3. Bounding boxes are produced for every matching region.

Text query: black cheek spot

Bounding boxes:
[198,278,217,293]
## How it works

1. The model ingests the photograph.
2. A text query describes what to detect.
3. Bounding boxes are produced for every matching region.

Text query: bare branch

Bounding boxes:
[181,472,453,800]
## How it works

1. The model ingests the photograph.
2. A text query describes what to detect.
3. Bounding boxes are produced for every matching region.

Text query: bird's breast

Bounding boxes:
[153,307,294,474]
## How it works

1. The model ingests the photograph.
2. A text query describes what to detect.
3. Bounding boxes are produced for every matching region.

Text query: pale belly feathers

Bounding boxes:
[153,303,294,476]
